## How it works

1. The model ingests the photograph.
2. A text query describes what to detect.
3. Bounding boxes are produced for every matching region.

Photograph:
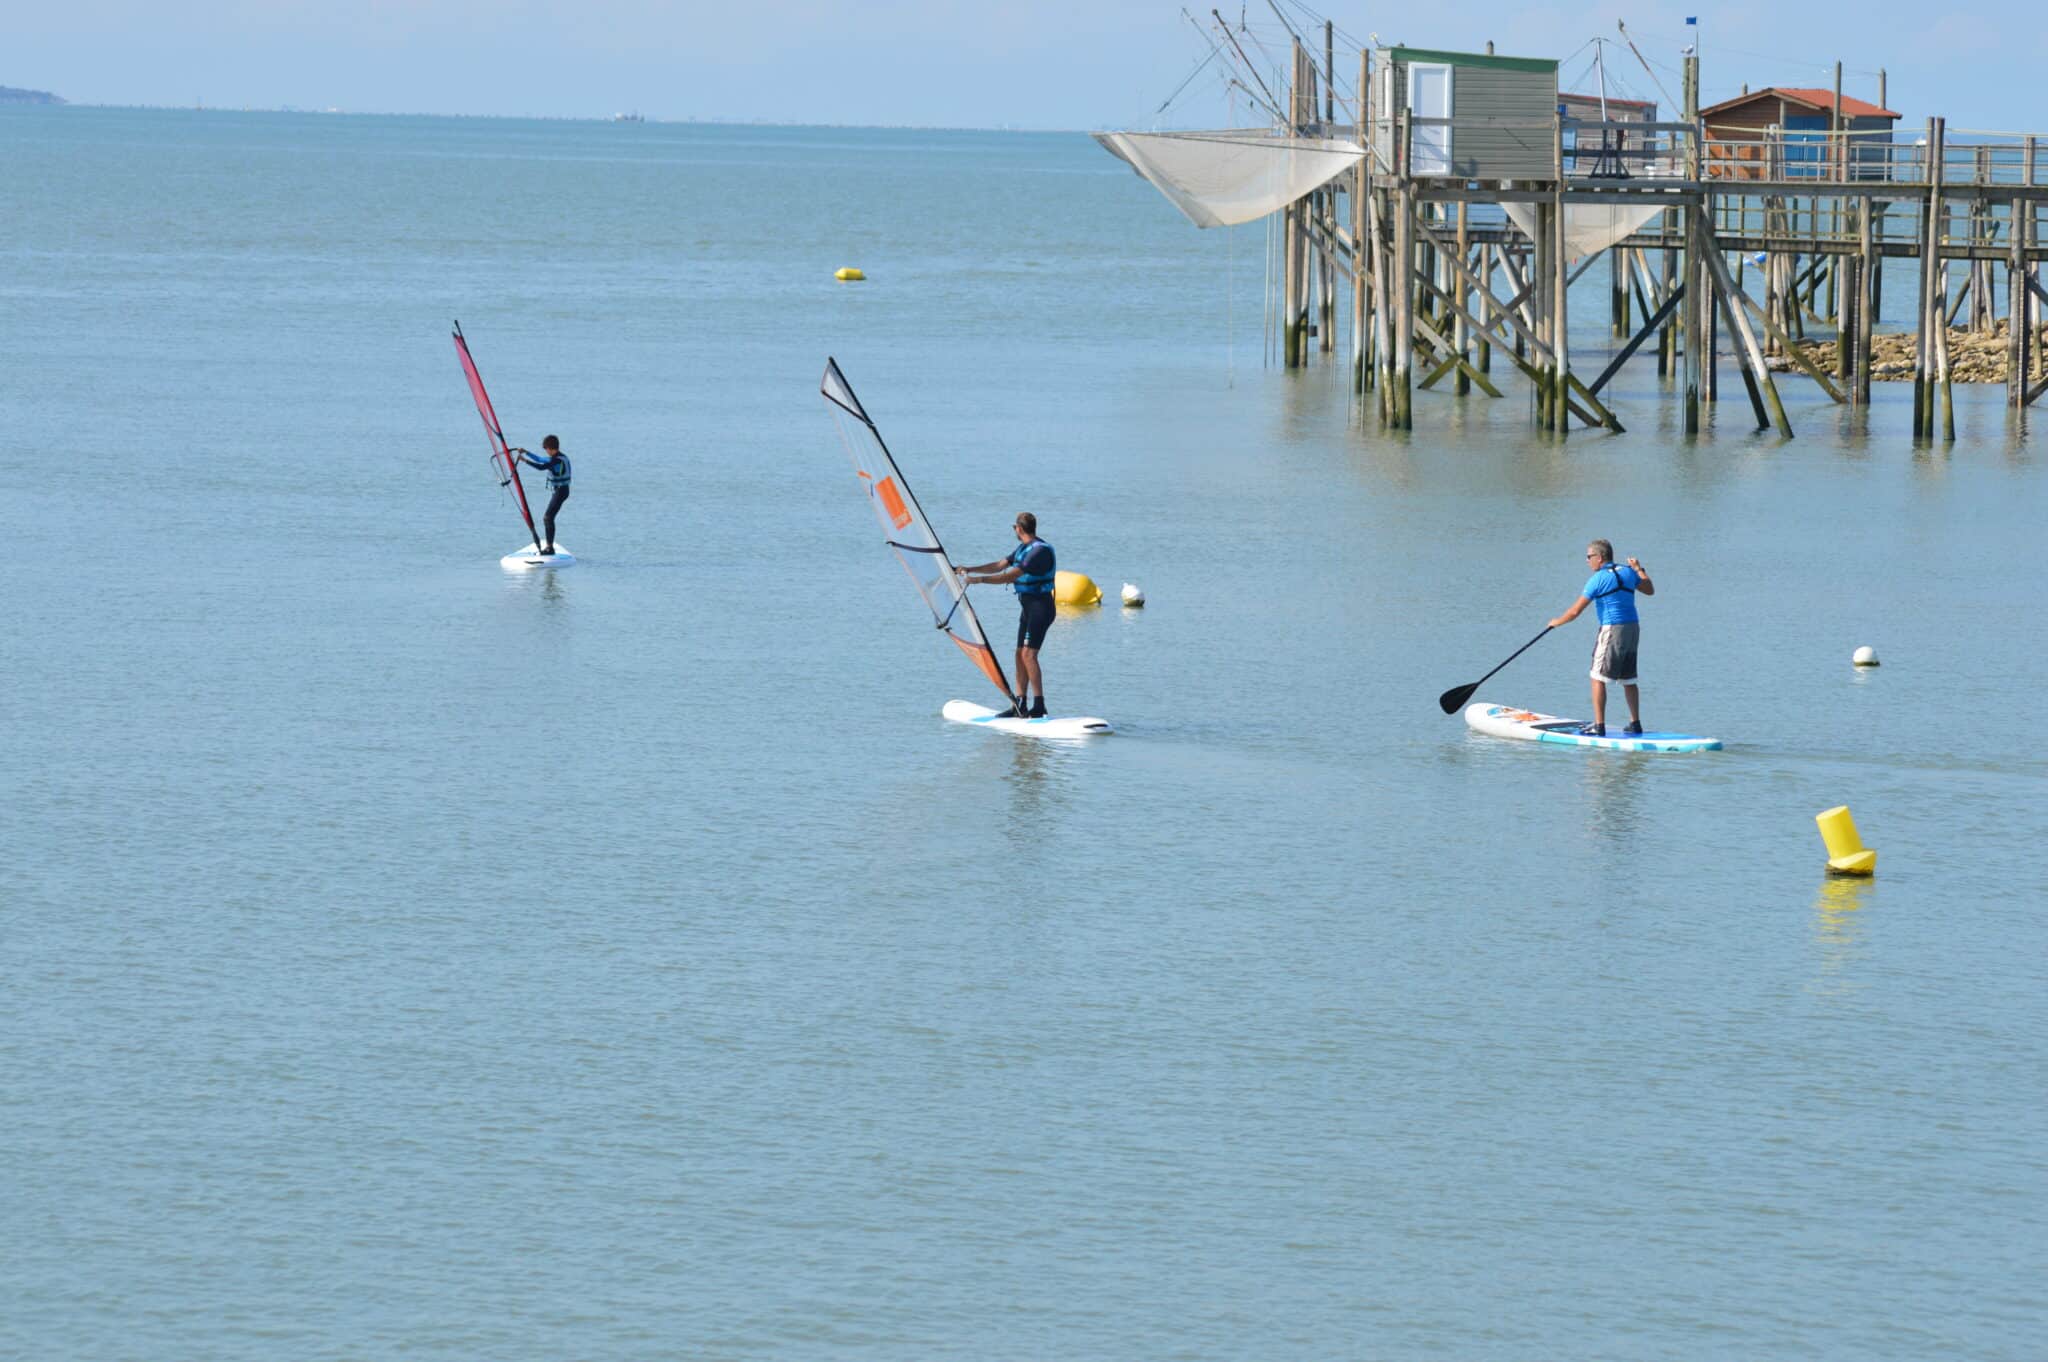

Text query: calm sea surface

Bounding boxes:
[3,108,2044,1360]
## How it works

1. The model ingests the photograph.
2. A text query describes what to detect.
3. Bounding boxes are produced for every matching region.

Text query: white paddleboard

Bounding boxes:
[501,544,575,569]
[1464,701,1720,753]
[943,700,1112,739]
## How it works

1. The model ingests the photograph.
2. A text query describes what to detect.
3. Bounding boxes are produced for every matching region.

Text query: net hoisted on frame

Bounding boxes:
[1094,128,1366,229]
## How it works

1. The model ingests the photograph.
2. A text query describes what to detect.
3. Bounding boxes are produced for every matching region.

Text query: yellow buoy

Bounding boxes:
[1053,570,1102,606]
[835,267,865,282]
[1815,805,1877,876]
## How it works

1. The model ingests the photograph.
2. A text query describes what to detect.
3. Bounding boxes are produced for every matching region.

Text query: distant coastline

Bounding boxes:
[0,85,65,105]
[23,100,1075,133]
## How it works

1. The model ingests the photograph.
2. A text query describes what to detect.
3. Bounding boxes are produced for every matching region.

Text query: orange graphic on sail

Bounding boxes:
[875,476,912,530]
[950,634,1008,691]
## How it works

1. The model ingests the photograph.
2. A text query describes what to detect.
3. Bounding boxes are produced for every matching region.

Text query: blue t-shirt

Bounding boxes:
[1584,563,1641,625]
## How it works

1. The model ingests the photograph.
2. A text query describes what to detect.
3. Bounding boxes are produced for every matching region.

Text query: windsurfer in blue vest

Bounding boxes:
[513,435,571,554]
[958,512,1056,719]
[1547,538,1655,736]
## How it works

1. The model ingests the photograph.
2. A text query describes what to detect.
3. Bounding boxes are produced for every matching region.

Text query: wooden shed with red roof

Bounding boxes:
[1699,87,1901,180]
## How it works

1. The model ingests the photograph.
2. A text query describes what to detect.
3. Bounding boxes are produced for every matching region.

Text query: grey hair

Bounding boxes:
[1586,538,1614,563]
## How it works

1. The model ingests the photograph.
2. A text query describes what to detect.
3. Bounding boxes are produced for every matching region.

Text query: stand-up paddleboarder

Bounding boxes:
[1547,539,1655,736]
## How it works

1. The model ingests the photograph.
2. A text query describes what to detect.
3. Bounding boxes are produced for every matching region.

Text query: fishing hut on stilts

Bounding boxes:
[1097,21,2048,441]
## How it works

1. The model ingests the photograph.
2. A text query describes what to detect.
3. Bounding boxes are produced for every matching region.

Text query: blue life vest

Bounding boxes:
[523,449,571,489]
[1008,539,1055,594]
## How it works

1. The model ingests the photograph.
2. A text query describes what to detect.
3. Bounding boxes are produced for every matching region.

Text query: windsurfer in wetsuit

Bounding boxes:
[958,512,1056,719]
[513,435,571,554]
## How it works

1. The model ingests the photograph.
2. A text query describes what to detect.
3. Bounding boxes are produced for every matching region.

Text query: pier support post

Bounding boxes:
[1914,119,1947,439]
[1454,203,1472,394]
[1938,262,1956,440]
[1659,220,1676,378]
[2013,138,2036,411]
[1682,202,1703,434]
[1392,184,1414,428]
[1612,247,1629,338]
[1477,245,1493,374]
[1856,205,1876,406]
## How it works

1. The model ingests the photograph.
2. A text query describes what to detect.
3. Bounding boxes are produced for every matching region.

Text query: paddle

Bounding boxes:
[1438,626,1552,714]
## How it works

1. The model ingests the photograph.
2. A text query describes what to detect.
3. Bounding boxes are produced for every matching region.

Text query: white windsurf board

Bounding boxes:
[943,700,1111,739]
[501,544,575,569]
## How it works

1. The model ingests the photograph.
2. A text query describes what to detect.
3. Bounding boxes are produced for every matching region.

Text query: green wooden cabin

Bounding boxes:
[1374,47,1560,180]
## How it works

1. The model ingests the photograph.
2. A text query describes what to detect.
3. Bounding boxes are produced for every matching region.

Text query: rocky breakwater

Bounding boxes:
[1767,321,2048,383]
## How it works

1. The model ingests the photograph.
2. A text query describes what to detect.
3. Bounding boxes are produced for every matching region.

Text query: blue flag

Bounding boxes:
[1686,15,1698,23]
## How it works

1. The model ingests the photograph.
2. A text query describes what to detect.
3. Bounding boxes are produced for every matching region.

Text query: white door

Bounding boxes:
[1408,63,1453,176]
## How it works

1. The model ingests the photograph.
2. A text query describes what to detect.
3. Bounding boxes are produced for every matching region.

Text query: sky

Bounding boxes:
[10,0,2047,131]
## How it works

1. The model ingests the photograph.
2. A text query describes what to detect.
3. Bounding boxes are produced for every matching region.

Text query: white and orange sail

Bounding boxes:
[821,358,1017,706]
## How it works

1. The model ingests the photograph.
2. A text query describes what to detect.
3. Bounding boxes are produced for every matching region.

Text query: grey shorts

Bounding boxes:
[1591,623,1640,684]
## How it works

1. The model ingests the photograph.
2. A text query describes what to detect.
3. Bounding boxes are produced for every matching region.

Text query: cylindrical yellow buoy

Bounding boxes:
[1815,805,1877,876]
[1053,570,1102,606]
[835,267,865,282]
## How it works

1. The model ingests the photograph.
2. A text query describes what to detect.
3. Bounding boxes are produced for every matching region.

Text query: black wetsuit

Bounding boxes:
[520,450,572,550]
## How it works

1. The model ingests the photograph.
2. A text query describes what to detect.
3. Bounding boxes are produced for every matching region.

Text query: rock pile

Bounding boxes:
[1767,321,2048,384]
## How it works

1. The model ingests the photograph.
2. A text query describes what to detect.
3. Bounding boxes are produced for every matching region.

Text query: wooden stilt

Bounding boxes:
[1937,262,1956,441]
[1682,204,1702,434]
[1659,219,1676,378]
[1697,215,1792,434]
[1392,178,1414,429]
[1856,203,1875,406]
[2022,138,2040,407]
[1454,203,1471,394]
[1477,244,1493,374]
[1915,119,1945,438]
[1551,120,1571,435]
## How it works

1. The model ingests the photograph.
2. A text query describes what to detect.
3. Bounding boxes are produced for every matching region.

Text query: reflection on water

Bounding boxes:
[997,734,1097,867]
[1810,874,1874,994]
[1579,747,1651,842]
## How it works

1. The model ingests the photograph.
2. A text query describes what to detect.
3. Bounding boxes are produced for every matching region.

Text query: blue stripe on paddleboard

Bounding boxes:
[1533,731,1721,752]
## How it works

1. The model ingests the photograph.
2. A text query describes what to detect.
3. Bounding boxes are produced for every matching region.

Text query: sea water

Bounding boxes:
[3,108,2043,1359]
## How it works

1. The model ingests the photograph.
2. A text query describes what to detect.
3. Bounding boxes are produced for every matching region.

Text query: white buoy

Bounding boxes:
[1852,646,1879,667]
[1121,582,1145,607]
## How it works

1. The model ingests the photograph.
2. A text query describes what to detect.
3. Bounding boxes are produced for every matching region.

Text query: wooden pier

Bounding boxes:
[1267,40,2048,439]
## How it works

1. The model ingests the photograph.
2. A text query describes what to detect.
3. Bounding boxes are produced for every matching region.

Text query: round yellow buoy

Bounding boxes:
[835,267,865,282]
[1053,570,1102,607]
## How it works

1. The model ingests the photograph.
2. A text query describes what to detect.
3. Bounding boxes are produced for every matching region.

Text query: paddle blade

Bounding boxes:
[1438,683,1477,715]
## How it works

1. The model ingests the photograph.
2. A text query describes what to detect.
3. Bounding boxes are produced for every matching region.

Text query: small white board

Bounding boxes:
[943,699,1112,739]
[501,544,575,569]
[1463,701,1720,753]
